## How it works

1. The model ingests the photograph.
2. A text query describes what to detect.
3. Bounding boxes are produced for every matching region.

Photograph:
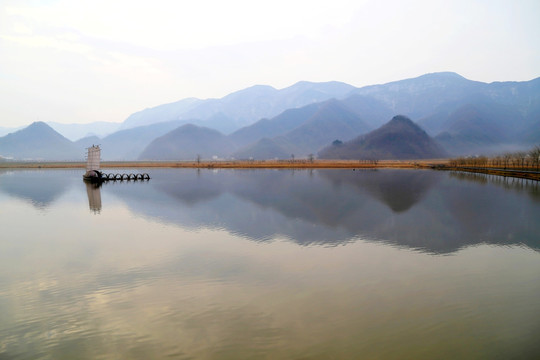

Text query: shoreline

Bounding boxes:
[0,159,447,169]
[2,160,539,180]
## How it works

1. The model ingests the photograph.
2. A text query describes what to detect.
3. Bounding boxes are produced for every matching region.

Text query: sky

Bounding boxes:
[1,0,539,128]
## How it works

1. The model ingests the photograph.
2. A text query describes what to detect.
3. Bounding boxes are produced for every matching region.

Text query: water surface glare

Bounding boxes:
[0,168,539,359]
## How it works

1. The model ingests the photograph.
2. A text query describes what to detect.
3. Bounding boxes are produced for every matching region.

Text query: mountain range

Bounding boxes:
[120,81,357,133]
[229,99,372,160]
[1,72,539,161]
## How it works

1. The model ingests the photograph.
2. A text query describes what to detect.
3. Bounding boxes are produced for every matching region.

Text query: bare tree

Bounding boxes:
[449,145,540,172]
[530,146,540,171]
[503,154,512,169]
[513,151,527,169]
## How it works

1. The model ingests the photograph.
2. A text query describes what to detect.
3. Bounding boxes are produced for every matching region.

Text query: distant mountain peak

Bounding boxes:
[27,121,51,129]
[0,121,78,160]
[419,71,465,79]
[318,115,446,160]
[177,123,200,131]
[244,84,276,91]
[318,98,344,109]
[380,115,425,134]
[138,123,236,160]
[389,114,414,124]
[284,80,355,94]
[19,121,67,139]
[223,84,277,99]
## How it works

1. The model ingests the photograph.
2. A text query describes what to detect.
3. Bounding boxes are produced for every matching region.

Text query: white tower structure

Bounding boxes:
[86,145,101,171]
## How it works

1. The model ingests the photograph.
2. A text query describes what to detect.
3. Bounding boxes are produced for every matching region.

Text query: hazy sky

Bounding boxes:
[1,0,539,127]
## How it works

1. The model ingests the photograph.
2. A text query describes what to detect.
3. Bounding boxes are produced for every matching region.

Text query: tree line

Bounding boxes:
[448,145,540,171]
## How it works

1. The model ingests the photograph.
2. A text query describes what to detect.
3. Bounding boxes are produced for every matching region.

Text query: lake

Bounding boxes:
[0,168,539,359]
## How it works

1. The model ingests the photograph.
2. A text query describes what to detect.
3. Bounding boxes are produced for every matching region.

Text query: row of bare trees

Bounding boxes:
[448,145,540,171]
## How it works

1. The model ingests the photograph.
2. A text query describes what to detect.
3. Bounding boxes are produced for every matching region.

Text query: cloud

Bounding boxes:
[0,0,539,127]
[3,0,363,50]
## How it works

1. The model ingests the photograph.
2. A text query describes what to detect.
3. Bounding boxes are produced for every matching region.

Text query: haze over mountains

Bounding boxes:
[229,99,371,160]
[318,115,447,160]
[1,72,539,161]
[120,81,357,133]
[0,122,78,161]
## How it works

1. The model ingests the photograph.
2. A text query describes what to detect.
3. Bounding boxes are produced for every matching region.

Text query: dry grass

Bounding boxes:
[0,159,449,169]
[3,159,537,180]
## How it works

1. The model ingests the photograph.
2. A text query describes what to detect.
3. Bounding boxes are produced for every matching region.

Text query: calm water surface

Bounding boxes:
[0,168,539,359]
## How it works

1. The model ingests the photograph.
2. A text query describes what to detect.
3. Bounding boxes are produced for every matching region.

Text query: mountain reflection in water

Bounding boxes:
[69,169,540,254]
[1,168,539,360]
[0,169,79,209]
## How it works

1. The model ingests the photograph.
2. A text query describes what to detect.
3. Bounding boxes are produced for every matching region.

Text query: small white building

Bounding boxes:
[86,145,101,172]
[83,145,102,181]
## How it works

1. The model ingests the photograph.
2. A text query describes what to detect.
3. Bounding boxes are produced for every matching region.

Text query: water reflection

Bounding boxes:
[85,182,102,213]
[1,168,540,359]
[320,169,440,212]
[0,169,78,209]
[105,169,539,253]
[2,168,539,253]
[450,171,540,201]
